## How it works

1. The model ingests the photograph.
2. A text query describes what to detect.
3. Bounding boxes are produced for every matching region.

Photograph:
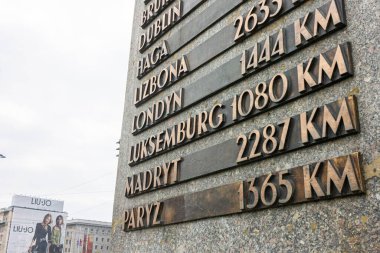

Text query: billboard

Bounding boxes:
[11,195,64,212]
[6,207,67,253]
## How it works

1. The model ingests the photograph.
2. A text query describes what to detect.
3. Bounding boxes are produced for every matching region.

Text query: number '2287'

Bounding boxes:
[236,118,291,163]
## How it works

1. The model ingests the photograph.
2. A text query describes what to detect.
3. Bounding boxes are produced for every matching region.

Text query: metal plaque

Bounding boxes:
[137,0,309,80]
[132,42,353,139]
[127,96,360,197]
[139,0,245,53]
[123,153,365,231]
[133,0,347,116]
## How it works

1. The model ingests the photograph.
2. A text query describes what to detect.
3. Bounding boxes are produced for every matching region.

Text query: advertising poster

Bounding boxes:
[70,233,93,253]
[6,207,67,253]
[82,234,93,253]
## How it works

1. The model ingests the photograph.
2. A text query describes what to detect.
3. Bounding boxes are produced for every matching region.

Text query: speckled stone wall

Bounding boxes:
[111,0,380,252]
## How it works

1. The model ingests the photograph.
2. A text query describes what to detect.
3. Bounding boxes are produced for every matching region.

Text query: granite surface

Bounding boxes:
[111,0,380,252]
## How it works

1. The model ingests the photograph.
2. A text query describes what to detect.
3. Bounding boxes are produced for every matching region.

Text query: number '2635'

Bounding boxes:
[234,0,284,41]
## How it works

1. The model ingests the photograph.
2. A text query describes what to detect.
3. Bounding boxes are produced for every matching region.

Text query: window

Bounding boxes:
[101,246,103,250]
[102,238,104,242]
[95,245,98,249]
[96,237,98,241]
[107,238,110,242]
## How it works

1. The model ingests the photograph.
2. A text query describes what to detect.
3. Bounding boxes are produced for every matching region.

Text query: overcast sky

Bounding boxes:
[0,0,135,222]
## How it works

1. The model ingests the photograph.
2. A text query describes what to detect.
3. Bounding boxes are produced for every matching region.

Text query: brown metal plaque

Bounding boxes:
[129,43,354,165]
[126,96,360,197]
[134,0,347,116]
[141,0,176,28]
[139,0,245,53]
[136,0,309,79]
[132,43,353,137]
[123,153,365,231]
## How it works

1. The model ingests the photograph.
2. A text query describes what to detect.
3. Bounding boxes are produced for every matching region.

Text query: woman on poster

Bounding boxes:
[28,213,52,253]
[49,215,64,253]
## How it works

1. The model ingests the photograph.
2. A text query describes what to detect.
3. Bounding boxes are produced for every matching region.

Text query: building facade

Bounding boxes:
[112,0,380,252]
[0,208,12,253]
[0,195,67,253]
[64,219,111,253]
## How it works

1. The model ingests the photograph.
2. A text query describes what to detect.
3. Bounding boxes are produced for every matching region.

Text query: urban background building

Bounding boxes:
[0,195,67,253]
[64,219,111,253]
[0,208,12,253]
[0,196,111,253]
